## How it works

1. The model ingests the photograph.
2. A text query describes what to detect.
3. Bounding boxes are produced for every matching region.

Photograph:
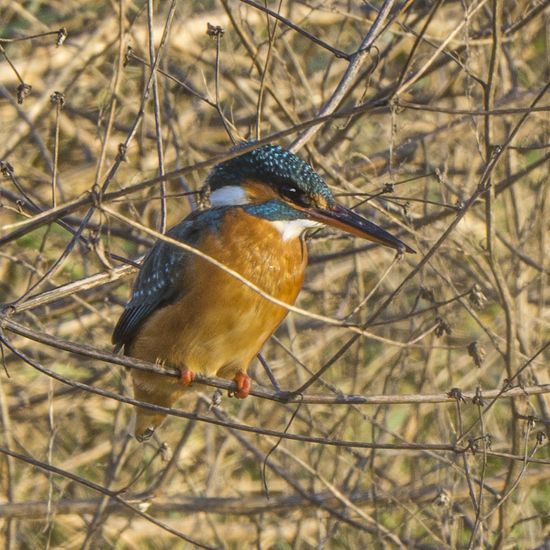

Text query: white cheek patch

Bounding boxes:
[210,186,248,206]
[271,219,322,240]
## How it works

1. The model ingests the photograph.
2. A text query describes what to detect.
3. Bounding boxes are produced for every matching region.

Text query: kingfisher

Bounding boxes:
[112,144,414,441]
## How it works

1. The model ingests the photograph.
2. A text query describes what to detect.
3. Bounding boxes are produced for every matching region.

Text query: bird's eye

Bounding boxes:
[281,185,299,197]
[281,185,309,206]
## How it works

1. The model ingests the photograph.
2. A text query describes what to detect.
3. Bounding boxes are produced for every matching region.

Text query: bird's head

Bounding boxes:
[205,144,415,253]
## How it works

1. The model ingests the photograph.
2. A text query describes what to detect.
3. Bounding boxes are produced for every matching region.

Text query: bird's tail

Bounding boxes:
[131,382,176,442]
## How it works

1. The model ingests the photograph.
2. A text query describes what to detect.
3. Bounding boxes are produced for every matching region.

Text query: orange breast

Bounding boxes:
[129,208,307,386]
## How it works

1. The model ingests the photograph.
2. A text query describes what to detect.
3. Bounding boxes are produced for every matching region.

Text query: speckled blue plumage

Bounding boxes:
[113,145,333,347]
[206,144,334,205]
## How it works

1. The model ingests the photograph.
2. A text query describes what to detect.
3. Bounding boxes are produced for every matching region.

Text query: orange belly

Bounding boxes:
[128,208,307,398]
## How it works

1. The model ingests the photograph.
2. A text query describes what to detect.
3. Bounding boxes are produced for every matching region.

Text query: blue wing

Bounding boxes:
[112,211,207,349]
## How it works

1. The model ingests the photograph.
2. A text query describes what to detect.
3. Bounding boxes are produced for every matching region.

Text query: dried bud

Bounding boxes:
[491,145,502,158]
[434,490,450,507]
[124,45,134,67]
[210,389,222,409]
[118,143,128,162]
[57,27,68,46]
[472,386,485,407]
[16,83,32,104]
[419,286,435,303]
[207,23,225,38]
[447,387,465,402]
[0,161,14,178]
[50,91,65,108]
[435,316,451,338]
[468,284,487,309]
[468,341,486,368]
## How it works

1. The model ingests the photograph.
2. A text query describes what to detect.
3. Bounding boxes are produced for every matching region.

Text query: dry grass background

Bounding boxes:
[0,1,549,548]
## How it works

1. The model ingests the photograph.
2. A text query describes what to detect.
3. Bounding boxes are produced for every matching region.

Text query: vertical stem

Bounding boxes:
[0,376,16,550]
[147,0,167,234]
[483,1,520,546]
[212,28,236,144]
[44,378,55,549]
[51,100,61,208]
[255,0,282,140]
[93,0,125,187]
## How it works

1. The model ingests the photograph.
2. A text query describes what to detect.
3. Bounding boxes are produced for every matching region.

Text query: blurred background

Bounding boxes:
[0,1,549,548]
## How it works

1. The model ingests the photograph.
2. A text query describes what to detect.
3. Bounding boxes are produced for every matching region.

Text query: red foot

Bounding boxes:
[232,371,251,399]
[179,368,196,387]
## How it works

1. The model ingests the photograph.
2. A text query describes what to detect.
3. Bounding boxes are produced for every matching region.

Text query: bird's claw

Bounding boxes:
[179,368,196,387]
[230,371,251,399]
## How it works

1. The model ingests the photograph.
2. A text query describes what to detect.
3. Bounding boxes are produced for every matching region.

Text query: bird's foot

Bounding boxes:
[179,368,196,387]
[136,426,155,443]
[231,371,251,399]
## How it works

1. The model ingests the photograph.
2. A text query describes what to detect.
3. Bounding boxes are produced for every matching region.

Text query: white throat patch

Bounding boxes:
[209,186,321,240]
[271,219,322,240]
[209,185,248,207]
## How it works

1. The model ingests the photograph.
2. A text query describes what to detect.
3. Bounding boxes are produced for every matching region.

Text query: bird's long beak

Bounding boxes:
[308,203,416,254]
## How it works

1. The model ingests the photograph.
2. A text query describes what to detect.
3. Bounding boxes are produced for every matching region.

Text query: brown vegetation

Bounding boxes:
[0,1,549,548]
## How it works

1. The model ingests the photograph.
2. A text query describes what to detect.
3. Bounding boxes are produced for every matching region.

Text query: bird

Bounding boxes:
[112,143,415,441]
